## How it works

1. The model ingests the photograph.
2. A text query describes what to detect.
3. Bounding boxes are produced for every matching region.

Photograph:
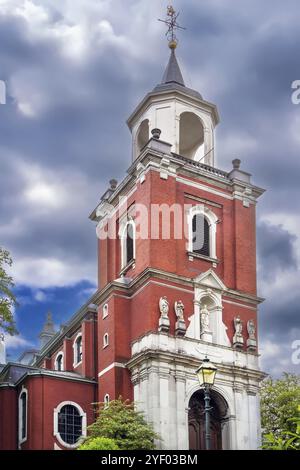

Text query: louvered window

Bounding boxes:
[126,223,134,264]
[192,214,210,257]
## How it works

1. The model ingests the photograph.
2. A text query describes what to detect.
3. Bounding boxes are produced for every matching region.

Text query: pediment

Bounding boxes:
[194,269,227,291]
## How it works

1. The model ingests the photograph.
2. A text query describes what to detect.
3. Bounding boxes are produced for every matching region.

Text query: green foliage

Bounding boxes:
[0,248,18,335]
[261,408,300,450]
[78,437,119,450]
[261,374,300,450]
[86,398,160,450]
[261,373,300,437]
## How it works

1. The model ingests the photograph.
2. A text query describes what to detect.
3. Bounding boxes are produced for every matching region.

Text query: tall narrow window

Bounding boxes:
[74,334,82,365]
[126,223,134,264]
[192,214,210,257]
[55,353,63,371]
[19,389,27,443]
[120,219,136,269]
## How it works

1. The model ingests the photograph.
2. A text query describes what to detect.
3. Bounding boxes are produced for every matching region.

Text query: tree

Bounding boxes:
[262,407,300,450]
[0,247,18,335]
[84,398,160,450]
[261,373,300,449]
[78,437,120,450]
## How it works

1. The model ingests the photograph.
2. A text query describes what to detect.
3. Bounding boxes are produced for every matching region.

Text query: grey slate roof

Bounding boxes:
[161,49,185,86]
[152,48,203,101]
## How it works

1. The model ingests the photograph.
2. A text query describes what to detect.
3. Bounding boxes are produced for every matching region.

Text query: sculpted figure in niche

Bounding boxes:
[200,304,210,332]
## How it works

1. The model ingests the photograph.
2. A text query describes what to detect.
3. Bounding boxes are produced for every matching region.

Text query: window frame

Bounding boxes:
[18,387,28,446]
[187,205,218,260]
[73,332,83,367]
[102,303,109,319]
[54,401,87,449]
[103,333,109,349]
[54,351,64,372]
[120,218,136,270]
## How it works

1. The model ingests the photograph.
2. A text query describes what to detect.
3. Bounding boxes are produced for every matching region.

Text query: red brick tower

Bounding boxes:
[90,38,265,450]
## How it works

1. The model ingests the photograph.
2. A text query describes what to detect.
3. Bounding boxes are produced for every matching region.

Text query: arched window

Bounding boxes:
[54,401,87,448]
[102,303,108,319]
[188,205,218,260]
[55,352,64,371]
[135,119,149,158]
[73,333,82,366]
[104,394,110,405]
[18,388,28,444]
[179,112,204,160]
[103,333,109,348]
[120,219,136,269]
[192,214,210,257]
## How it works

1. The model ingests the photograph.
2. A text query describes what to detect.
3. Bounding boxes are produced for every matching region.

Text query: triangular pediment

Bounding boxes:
[194,269,227,291]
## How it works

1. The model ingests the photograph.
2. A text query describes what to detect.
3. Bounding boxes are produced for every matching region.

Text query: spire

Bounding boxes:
[161,46,185,86]
[39,311,56,349]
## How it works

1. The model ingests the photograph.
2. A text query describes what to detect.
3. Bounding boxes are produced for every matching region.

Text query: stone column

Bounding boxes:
[158,362,171,449]
[175,367,187,450]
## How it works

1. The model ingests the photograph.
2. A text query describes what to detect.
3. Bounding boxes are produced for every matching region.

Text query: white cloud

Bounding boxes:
[4,334,32,349]
[13,256,95,288]
[34,290,48,302]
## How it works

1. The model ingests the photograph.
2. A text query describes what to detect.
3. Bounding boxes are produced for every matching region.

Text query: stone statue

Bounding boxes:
[247,319,256,340]
[233,315,244,348]
[234,316,243,336]
[200,304,210,332]
[159,296,169,318]
[174,300,184,320]
[158,297,170,333]
[247,319,257,351]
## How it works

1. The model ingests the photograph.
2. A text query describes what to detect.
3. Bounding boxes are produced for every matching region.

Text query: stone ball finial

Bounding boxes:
[109,179,118,190]
[151,128,161,140]
[168,39,178,50]
[232,158,241,170]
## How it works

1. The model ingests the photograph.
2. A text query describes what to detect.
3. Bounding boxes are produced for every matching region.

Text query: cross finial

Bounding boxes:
[158,5,186,49]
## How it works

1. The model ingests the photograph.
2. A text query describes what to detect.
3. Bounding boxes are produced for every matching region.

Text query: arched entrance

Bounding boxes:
[188,389,228,450]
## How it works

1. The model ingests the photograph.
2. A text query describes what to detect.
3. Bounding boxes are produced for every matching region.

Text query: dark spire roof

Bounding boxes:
[161,48,185,86]
[152,46,202,100]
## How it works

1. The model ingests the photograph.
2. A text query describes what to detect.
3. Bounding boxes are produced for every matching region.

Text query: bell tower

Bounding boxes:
[91,6,265,450]
[128,41,219,165]
[127,9,219,166]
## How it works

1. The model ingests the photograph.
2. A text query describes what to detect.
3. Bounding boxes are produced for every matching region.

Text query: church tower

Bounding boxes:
[90,8,265,450]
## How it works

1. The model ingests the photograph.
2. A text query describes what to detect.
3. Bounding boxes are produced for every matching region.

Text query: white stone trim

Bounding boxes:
[98,362,126,378]
[72,331,82,367]
[53,401,87,449]
[177,176,233,200]
[187,204,218,258]
[18,386,28,447]
[54,351,64,371]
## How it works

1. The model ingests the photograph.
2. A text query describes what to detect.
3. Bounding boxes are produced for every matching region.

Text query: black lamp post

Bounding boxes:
[196,357,217,450]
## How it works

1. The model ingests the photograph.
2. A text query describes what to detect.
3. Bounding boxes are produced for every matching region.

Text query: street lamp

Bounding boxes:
[196,357,217,450]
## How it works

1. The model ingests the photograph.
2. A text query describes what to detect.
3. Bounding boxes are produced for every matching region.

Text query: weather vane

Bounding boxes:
[158,5,186,49]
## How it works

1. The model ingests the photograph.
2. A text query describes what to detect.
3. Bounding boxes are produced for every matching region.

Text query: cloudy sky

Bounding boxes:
[0,0,299,376]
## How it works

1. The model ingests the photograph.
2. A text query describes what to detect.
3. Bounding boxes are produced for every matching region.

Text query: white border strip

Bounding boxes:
[98,362,126,378]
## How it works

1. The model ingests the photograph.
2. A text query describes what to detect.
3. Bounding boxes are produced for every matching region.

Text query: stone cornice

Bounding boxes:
[126,348,266,386]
